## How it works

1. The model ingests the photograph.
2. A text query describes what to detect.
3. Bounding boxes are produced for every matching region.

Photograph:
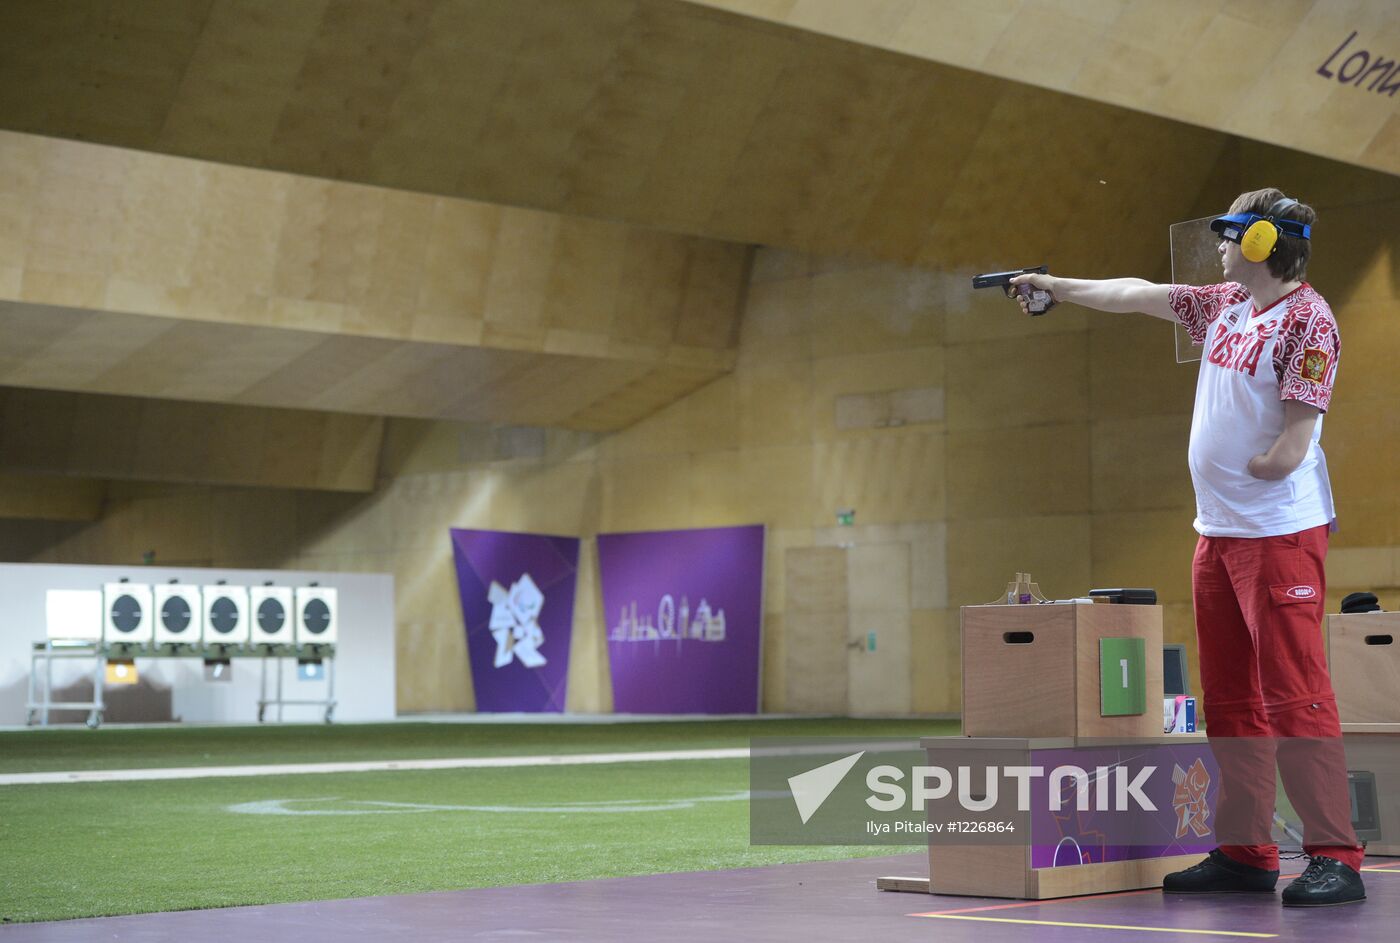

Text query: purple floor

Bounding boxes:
[4,854,1398,942]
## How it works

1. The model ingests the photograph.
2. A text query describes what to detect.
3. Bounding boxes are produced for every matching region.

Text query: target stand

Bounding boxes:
[257,649,338,724]
[27,582,341,727]
[255,585,337,723]
[25,640,106,728]
[26,644,340,728]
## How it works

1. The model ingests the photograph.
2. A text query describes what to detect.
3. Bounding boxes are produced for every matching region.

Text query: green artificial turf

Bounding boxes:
[0,717,958,774]
[0,718,957,923]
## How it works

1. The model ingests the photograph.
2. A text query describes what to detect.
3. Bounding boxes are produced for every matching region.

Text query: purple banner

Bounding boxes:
[450,529,580,713]
[1028,742,1220,868]
[598,525,765,714]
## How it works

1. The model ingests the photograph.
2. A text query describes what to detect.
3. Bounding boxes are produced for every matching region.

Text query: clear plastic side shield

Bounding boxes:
[1169,216,1219,363]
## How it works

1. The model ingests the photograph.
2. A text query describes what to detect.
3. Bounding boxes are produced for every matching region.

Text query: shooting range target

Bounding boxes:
[154,584,203,647]
[201,584,249,646]
[102,582,153,645]
[249,585,294,646]
[294,586,338,647]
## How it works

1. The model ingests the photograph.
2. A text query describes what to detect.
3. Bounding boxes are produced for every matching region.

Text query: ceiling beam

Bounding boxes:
[0,472,104,522]
[0,387,384,493]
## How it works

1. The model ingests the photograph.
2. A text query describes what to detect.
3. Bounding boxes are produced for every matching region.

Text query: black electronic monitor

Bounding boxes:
[1349,770,1381,842]
[1163,644,1190,697]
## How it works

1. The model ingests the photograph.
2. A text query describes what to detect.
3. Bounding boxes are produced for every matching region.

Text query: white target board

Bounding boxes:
[294,586,338,647]
[249,585,294,646]
[153,584,203,647]
[201,584,249,646]
[46,589,102,642]
[103,583,153,646]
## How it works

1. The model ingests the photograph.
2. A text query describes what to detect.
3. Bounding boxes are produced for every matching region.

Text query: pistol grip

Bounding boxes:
[1011,284,1055,316]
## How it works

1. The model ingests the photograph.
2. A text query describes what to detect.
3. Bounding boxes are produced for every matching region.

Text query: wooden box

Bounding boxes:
[918,736,1209,899]
[961,603,1164,739]
[1341,723,1400,856]
[1327,613,1400,724]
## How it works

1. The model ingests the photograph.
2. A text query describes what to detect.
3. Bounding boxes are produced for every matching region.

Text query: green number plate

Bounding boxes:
[1100,637,1146,716]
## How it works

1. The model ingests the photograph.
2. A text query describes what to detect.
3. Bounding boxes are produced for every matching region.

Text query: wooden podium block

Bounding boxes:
[924,847,1202,899]
[920,736,1212,899]
[1341,722,1400,856]
[1328,613,1400,724]
[961,604,1164,739]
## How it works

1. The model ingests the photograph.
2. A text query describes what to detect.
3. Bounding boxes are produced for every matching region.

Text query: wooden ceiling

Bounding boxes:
[694,0,1400,179]
[0,0,1275,272]
[1,130,744,440]
[3,0,1392,517]
[0,297,727,433]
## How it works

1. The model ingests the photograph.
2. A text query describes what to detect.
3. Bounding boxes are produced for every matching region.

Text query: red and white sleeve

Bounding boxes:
[1168,282,1249,345]
[1276,298,1339,412]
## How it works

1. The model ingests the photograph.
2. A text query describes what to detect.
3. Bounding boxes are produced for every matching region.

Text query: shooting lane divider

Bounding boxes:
[0,746,751,787]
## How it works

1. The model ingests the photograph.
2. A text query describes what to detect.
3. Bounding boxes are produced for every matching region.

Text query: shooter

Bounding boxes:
[1004,189,1364,908]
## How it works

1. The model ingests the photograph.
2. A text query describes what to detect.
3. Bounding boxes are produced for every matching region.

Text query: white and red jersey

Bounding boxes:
[1169,282,1339,538]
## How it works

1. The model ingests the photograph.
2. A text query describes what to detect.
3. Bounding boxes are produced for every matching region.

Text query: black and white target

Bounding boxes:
[154,584,203,647]
[294,586,339,646]
[102,583,153,645]
[249,586,294,645]
[201,585,249,645]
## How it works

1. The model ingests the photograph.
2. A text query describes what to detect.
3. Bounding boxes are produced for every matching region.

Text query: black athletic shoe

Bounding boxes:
[1163,849,1279,894]
[1281,856,1366,907]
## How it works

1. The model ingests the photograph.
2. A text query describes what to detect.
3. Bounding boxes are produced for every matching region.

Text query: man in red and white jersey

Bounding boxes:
[1009,188,1364,907]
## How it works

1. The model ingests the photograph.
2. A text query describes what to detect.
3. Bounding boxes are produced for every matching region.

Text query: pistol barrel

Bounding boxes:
[971,265,1048,289]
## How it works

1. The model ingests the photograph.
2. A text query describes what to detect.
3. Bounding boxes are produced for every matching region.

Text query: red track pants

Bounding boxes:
[1192,523,1363,872]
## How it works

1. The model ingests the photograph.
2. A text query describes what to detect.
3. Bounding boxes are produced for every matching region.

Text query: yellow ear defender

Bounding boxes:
[1239,217,1283,263]
[1210,197,1311,264]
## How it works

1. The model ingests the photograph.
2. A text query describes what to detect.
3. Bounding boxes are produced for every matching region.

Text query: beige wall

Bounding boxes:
[14,148,1400,716]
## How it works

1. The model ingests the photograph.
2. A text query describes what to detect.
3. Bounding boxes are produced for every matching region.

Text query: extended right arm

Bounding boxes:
[1009,273,1177,322]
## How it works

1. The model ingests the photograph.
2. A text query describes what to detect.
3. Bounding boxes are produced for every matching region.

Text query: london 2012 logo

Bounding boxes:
[487,574,547,669]
[1172,758,1212,839]
[609,594,726,644]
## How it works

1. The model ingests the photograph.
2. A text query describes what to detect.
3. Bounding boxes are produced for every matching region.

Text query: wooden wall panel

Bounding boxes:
[910,608,958,715]
[846,542,911,715]
[784,546,848,712]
